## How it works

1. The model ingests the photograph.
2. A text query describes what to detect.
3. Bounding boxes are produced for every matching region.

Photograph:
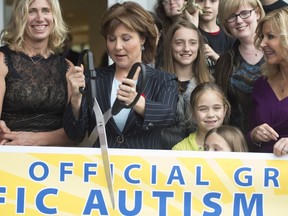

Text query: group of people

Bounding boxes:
[0,0,288,157]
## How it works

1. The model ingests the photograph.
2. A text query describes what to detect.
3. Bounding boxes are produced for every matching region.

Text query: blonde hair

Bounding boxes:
[101,2,157,64]
[0,0,68,52]
[163,19,213,84]
[190,82,231,124]
[255,7,288,79]
[218,0,265,38]
[205,125,248,152]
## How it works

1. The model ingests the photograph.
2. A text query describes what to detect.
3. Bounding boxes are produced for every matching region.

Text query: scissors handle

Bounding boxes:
[77,49,96,95]
[111,62,146,115]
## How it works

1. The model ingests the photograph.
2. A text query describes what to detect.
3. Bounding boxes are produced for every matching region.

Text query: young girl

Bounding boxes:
[204,125,248,152]
[161,19,213,149]
[172,82,230,150]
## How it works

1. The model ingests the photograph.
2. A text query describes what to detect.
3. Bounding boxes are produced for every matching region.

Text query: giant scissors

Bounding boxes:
[78,50,146,209]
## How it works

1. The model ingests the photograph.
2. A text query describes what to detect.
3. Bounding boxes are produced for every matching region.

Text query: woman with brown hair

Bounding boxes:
[64,2,178,149]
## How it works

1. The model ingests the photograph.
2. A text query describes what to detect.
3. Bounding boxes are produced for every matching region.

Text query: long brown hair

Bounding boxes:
[163,19,213,84]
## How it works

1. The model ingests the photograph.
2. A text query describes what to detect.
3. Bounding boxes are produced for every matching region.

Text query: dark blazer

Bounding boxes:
[64,64,178,149]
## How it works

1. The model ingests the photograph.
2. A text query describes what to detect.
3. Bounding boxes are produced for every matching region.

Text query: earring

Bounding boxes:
[141,45,145,51]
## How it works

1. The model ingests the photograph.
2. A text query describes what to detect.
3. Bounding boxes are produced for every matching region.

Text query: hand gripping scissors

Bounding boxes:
[78,50,146,209]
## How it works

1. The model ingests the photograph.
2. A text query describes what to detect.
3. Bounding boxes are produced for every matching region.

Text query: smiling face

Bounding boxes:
[260,21,284,65]
[193,90,227,134]
[24,0,53,45]
[226,4,260,40]
[106,23,144,71]
[171,27,199,68]
[204,132,232,151]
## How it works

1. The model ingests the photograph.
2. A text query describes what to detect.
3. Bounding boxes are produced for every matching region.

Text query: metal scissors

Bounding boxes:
[77,50,146,209]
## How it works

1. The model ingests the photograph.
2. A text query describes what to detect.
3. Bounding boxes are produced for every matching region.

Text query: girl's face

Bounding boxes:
[204,132,232,151]
[162,0,186,17]
[171,27,199,67]
[226,4,260,40]
[106,23,144,71]
[193,90,227,133]
[260,21,284,65]
[25,0,54,44]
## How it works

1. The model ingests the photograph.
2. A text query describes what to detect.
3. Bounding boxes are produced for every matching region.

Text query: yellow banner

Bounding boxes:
[0,146,287,216]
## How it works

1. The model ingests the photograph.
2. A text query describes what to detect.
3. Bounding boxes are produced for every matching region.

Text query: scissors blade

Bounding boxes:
[93,98,115,209]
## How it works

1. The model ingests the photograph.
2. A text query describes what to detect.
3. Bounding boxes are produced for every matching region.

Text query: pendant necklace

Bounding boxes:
[29,55,44,64]
[239,46,260,57]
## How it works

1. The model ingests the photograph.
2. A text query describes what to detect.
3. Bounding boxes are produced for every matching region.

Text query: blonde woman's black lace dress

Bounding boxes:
[0,46,69,132]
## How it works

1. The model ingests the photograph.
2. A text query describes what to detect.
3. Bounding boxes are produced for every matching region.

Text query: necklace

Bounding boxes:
[29,55,44,64]
[239,46,260,57]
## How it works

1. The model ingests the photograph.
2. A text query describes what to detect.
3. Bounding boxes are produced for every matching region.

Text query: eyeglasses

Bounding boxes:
[226,8,256,23]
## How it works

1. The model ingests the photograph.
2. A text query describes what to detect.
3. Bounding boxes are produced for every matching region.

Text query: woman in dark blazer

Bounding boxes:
[63,2,178,149]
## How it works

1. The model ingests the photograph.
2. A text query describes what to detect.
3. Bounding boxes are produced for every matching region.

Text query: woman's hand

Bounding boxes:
[273,138,288,157]
[0,120,11,145]
[117,78,137,106]
[250,123,279,143]
[67,65,85,100]
[1,131,39,146]
[66,64,85,119]
[117,77,145,116]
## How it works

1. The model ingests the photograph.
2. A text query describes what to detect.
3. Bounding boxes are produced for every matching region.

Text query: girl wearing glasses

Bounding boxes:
[214,0,265,139]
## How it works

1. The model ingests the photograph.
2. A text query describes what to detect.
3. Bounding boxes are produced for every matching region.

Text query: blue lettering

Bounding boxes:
[153,191,174,216]
[36,188,58,214]
[184,192,192,216]
[29,161,49,181]
[196,166,209,186]
[233,193,263,216]
[234,167,252,187]
[16,187,25,213]
[167,166,185,185]
[84,163,97,182]
[83,190,108,215]
[151,165,157,185]
[264,168,279,187]
[0,187,6,204]
[119,190,142,215]
[60,162,73,182]
[124,164,140,184]
[203,192,222,216]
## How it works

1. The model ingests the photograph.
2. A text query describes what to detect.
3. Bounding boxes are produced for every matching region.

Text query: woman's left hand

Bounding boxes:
[273,138,288,157]
[117,78,137,106]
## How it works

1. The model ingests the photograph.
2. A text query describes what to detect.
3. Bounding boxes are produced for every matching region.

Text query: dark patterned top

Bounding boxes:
[0,46,69,132]
[228,51,264,135]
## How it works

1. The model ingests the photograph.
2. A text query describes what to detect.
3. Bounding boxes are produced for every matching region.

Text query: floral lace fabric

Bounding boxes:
[0,46,69,132]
